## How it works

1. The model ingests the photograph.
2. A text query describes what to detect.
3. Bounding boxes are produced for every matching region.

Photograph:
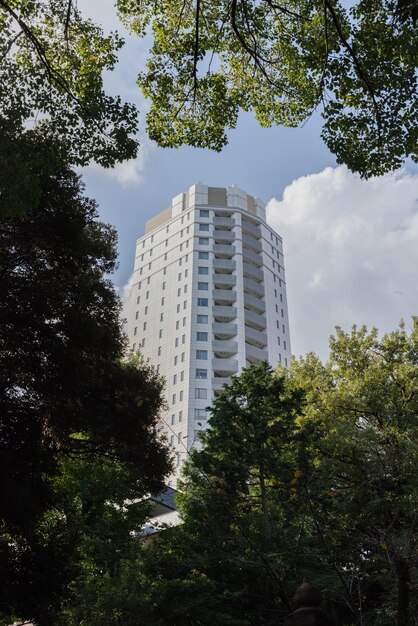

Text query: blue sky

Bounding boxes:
[80,1,418,359]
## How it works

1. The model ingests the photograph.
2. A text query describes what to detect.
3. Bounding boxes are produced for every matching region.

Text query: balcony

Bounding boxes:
[213,258,236,273]
[213,274,236,289]
[212,359,238,376]
[244,292,265,314]
[213,244,236,258]
[246,343,268,364]
[213,230,235,243]
[242,221,261,239]
[213,322,237,339]
[213,340,238,357]
[213,305,237,322]
[244,308,266,330]
[242,234,262,253]
[212,377,232,393]
[213,216,234,229]
[213,289,237,305]
[242,247,262,267]
[243,262,263,282]
[245,326,268,348]
[243,276,264,298]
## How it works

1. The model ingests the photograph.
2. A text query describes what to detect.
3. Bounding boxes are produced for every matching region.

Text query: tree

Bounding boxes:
[117,0,418,178]
[0,0,138,169]
[288,321,418,625]
[0,159,172,625]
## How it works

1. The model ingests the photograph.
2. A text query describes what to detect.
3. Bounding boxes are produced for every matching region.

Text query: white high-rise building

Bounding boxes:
[127,184,291,484]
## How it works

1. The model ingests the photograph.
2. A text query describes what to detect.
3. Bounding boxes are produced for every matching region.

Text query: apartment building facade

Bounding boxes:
[127,184,291,484]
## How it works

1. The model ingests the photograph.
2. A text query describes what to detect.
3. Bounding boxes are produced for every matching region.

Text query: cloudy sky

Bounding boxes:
[80,1,418,361]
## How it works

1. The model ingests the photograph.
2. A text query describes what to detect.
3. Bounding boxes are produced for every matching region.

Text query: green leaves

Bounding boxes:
[119,0,418,177]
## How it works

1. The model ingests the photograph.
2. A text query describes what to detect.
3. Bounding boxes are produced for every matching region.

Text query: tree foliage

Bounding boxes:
[0,159,172,625]
[118,0,418,177]
[0,0,138,168]
[135,323,418,625]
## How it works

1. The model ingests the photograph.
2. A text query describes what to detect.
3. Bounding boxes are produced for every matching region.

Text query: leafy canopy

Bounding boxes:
[118,0,418,177]
[0,0,138,168]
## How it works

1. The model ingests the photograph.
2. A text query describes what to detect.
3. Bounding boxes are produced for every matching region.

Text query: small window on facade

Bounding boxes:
[161,297,165,306]
[177,304,180,313]
[182,334,186,344]
[144,306,148,315]
[195,388,208,399]
[146,291,149,299]
[176,320,179,330]
[172,394,176,404]
[178,272,182,281]
[284,340,287,350]
[148,263,151,270]
[163,267,167,275]
[162,281,166,290]
[141,338,145,347]
[185,269,188,277]
[278,337,281,346]
[136,296,140,304]
[196,368,208,379]
[197,298,208,306]
[132,343,136,351]
[160,312,164,321]
[199,223,209,231]
[134,327,137,336]
[164,253,168,260]
[183,300,187,309]
[196,350,208,360]
[200,209,209,217]
[199,251,209,260]
[174,355,178,365]
[282,324,285,333]
[199,237,209,245]
[198,266,209,275]
[175,338,179,347]
[183,316,186,327]
[178,432,182,443]
[195,408,207,420]
[197,314,208,323]
[281,308,284,317]
[171,414,175,425]
[159,329,163,338]
[198,282,208,291]
[173,374,177,385]
[179,410,183,421]
[158,346,162,355]
[181,352,185,362]
[197,332,208,341]
[180,371,184,381]
[170,435,174,446]
[179,390,183,401]
[143,322,147,331]
[184,284,187,293]
[135,311,139,320]
[177,288,181,297]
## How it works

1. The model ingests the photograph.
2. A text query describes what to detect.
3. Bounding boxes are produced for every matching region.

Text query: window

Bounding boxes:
[285,358,288,367]
[144,306,148,315]
[180,371,184,382]
[163,267,167,275]
[277,337,281,346]
[185,255,188,261]
[199,251,209,260]
[195,388,207,399]
[146,291,149,299]
[136,296,140,304]
[165,239,168,247]
[179,410,183,422]
[162,281,166,290]
[175,338,179,347]
[275,305,279,313]
[135,311,139,320]
[183,316,186,327]
[197,314,208,323]
[185,240,189,248]
[141,254,144,262]
[196,350,208,360]
[178,432,182,444]
[197,298,208,307]
[180,243,183,251]
[141,337,145,347]
[133,327,137,336]
[177,304,180,313]
[197,332,208,341]
[176,320,179,330]
[279,353,282,364]
[199,237,209,245]
[176,453,181,467]
[184,284,187,293]
[173,374,177,385]
[161,297,165,305]
[200,209,209,217]
[182,334,186,344]
[164,253,168,260]
[183,300,187,309]
[284,340,287,350]
[158,346,162,355]
[159,329,163,338]
[199,223,209,231]
[143,322,147,331]
[178,272,182,281]
[280,293,283,302]
[196,368,207,379]
[274,289,277,298]
[151,235,154,243]
[132,342,136,351]
[195,408,207,420]
[281,308,284,317]
[148,263,151,270]
[179,257,182,266]
[138,281,141,289]
[181,352,185,362]
[170,435,174,446]
[184,269,188,278]
[149,248,153,257]
[180,390,183,401]
[171,414,175,425]
[198,266,209,275]
[282,324,285,333]
[172,394,176,404]
[276,320,280,329]
[186,226,190,234]
[198,282,208,291]
[160,312,164,321]
[166,225,169,233]
[177,288,181,297]
[174,355,178,365]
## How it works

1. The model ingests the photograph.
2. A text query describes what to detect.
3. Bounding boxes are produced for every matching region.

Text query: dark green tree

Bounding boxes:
[118,0,418,177]
[0,159,172,625]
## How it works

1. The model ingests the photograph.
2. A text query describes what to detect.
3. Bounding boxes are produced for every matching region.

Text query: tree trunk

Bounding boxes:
[395,558,410,626]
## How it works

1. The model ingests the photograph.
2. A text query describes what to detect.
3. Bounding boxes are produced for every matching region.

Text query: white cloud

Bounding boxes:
[118,272,135,333]
[266,166,418,360]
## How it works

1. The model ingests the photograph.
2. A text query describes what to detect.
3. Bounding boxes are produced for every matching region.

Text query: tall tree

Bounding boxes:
[117,0,418,178]
[0,159,172,625]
